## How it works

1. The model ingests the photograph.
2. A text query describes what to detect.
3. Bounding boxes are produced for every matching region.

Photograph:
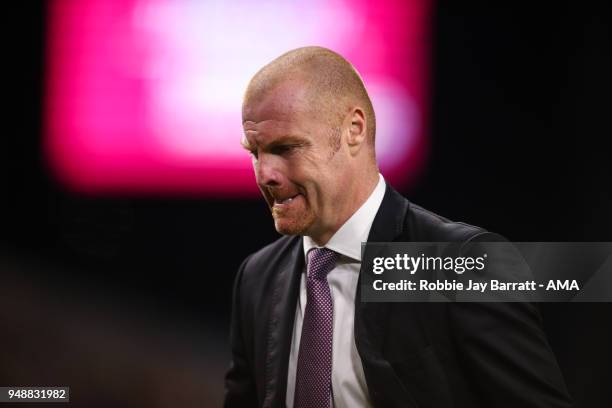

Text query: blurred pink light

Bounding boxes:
[45,0,431,196]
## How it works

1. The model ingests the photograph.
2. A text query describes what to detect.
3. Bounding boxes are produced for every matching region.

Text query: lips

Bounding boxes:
[274,194,299,205]
[269,192,303,212]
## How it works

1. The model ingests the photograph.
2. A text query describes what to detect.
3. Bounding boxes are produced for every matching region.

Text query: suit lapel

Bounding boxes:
[262,238,304,408]
[367,185,410,244]
[355,186,419,407]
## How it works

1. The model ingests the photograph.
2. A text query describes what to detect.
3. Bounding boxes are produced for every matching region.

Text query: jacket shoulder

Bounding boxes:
[243,234,300,268]
[406,201,490,242]
[238,234,301,287]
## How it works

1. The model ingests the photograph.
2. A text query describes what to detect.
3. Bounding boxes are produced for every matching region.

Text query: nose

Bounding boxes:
[254,153,282,187]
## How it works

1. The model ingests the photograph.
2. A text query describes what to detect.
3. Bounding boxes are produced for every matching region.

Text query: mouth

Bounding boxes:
[274,194,299,204]
[271,193,302,211]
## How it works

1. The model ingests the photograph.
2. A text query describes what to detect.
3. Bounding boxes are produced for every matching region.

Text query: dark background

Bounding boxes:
[2,1,611,407]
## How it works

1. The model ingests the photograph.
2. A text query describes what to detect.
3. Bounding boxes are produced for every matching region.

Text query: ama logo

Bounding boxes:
[546,280,580,291]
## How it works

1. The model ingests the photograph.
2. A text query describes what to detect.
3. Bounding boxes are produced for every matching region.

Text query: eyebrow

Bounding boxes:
[241,135,309,152]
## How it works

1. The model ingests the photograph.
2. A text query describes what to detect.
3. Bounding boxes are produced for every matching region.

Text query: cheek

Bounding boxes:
[288,153,337,200]
[305,175,334,209]
[318,163,349,201]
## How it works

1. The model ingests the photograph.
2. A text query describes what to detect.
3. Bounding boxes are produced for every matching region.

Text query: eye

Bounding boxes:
[271,144,295,156]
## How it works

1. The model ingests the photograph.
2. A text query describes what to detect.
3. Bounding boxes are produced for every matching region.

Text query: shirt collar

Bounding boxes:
[303,174,386,262]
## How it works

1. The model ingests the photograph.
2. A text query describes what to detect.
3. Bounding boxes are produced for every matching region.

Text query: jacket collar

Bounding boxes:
[367,183,410,243]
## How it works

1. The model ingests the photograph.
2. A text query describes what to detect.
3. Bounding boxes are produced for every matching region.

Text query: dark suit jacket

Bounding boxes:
[225,186,573,407]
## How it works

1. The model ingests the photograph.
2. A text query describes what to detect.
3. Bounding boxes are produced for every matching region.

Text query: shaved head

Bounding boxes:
[242,46,380,245]
[243,46,376,147]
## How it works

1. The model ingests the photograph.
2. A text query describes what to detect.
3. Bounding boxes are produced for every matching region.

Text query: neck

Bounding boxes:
[308,171,380,246]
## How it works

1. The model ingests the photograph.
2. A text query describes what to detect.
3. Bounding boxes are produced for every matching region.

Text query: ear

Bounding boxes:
[346,107,367,153]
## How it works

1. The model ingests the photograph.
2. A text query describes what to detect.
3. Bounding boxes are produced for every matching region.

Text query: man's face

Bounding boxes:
[242,81,349,241]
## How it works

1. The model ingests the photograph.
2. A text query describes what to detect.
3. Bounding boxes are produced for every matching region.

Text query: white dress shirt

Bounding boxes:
[286,174,386,408]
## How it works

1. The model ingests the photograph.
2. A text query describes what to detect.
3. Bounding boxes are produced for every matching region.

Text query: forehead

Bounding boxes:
[243,79,312,123]
[243,79,317,142]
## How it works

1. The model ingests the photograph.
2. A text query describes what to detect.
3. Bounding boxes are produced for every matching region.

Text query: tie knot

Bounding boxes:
[307,248,339,281]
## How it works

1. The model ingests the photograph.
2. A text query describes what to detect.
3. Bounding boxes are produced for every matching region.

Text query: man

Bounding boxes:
[225,46,572,407]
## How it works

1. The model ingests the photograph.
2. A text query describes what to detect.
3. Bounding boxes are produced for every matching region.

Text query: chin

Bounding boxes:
[273,217,311,236]
[274,222,305,236]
